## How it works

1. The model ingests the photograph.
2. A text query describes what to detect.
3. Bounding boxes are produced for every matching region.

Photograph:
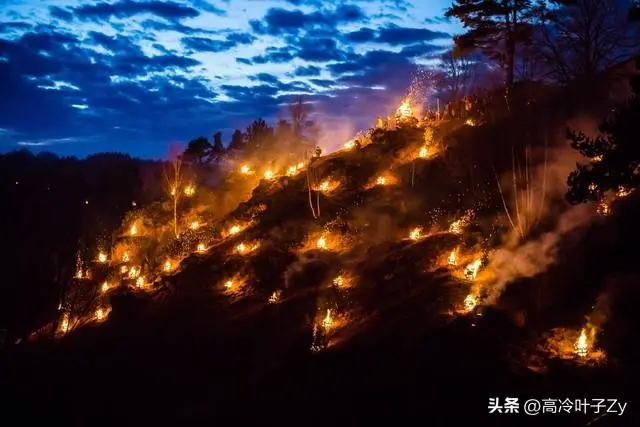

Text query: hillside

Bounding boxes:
[3,89,640,426]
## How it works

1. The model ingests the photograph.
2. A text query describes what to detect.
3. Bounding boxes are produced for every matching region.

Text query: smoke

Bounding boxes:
[315,117,358,154]
[587,290,613,330]
[486,203,595,304]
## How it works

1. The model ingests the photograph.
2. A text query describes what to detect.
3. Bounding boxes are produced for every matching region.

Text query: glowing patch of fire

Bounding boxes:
[240,165,251,174]
[130,224,137,236]
[322,309,334,329]
[448,249,457,266]
[96,307,104,320]
[164,261,172,272]
[98,252,107,263]
[396,99,413,120]
[588,183,597,191]
[316,236,327,250]
[574,328,590,357]
[269,290,281,304]
[409,227,423,241]
[184,185,195,196]
[128,266,140,279]
[123,251,129,262]
[617,186,632,198]
[463,294,478,312]
[465,119,476,126]
[136,277,145,288]
[287,165,298,176]
[224,280,234,289]
[344,140,355,150]
[264,170,274,180]
[60,314,70,334]
[197,243,206,253]
[320,181,330,192]
[597,201,610,216]
[101,282,109,293]
[464,259,482,281]
[228,225,241,235]
[418,146,428,159]
[333,276,344,287]
[190,221,200,230]
[376,176,387,186]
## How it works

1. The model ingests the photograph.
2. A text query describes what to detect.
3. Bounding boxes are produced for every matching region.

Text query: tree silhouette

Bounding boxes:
[245,118,274,152]
[288,96,317,155]
[184,136,212,165]
[566,75,640,204]
[228,129,246,155]
[446,0,537,89]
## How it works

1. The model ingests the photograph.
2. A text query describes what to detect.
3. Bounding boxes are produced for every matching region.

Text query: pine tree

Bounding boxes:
[566,75,640,204]
[445,0,537,88]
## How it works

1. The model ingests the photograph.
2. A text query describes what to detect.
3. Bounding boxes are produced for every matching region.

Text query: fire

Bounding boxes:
[96,307,104,321]
[130,224,137,236]
[287,165,298,176]
[263,169,274,180]
[464,259,482,281]
[376,176,387,186]
[297,161,304,169]
[617,186,632,198]
[98,252,107,263]
[60,313,70,334]
[574,328,590,357]
[197,243,206,253]
[322,309,334,329]
[123,251,129,262]
[396,99,413,120]
[268,290,282,304]
[224,279,234,289]
[235,241,259,255]
[319,181,329,192]
[170,186,176,196]
[449,219,463,234]
[418,146,428,159]
[240,164,251,175]
[135,276,146,288]
[120,265,128,274]
[465,119,476,126]
[190,221,200,230]
[591,155,603,162]
[128,266,140,279]
[316,235,327,250]
[333,276,344,287]
[101,282,109,293]
[183,185,195,197]
[409,227,423,241]
[463,294,478,312]
[448,249,457,266]
[163,260,172,272]
[588,183,597,191]
[344,139,356,150]
[597,201,610,216]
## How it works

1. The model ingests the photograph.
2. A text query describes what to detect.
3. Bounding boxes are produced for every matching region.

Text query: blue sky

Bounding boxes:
[0,0,461,158]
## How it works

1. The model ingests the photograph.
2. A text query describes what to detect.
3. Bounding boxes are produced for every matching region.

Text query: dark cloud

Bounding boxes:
[181,32,256,53]
[345,28,376,43]
[48,6,74,21]
[250,4,366,36]
[0,22,32,34]
[70,0,201,22]
[345,24,449,46]
[400,43,445,58]
[425,16,451,24]
[249,73,281,84]
[250,47,295,64]
[294,65,321,77]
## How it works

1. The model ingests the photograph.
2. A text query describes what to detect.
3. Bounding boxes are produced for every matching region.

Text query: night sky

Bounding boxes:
[0,0,461,158]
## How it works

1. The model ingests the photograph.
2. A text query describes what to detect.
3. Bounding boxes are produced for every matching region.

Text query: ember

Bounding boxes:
[268,290,282,304]
[98,252,107,263]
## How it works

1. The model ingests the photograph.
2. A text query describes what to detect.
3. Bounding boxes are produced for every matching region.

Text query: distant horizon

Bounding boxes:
[0,0,461,158]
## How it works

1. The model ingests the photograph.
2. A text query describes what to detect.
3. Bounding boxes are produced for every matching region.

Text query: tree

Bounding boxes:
[288,96,318,155]
[183,136,212,165]
[245,118,274,152]
[166,142,184,237]
[566,75,640,204]
[446,0,537,89]
[536,0,640,83]
[437,48,482,101]
[228,129,246,154]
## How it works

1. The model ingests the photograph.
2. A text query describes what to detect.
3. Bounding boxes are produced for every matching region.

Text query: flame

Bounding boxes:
[236,241,259,255]
[465,119,476,126]
[396,99,413,120]
[597,201,610,216]
[591,155,603,162]
[322,309,334,329]
[287,165,298,176]
[297,161,304,169]
[463,294,478,312]
[344,139,356,150]
[74,268,84,279]
[588,183,597,191]
[190,221,200,230]
[418,146,428,159]
[316,235,327,250]
[617,186,632,198]
[98,252,107,263]
[128,266,140,279]
[376,176,387,186]
[320,181,329,192]
[163,260,172,272]
[448,249,457,266]
[224,279,234,289]
[409,227,423,241]
[333,276,344,287]
[464,259,482,281]
[123,251,129,262]
[240,164,251,175]
[101,282,109,293]
[96,307,104,321]
[268,290,282,304]
[197,243,206,253]
[130,224,137,236]
[170,186,176,196]
[264,169,274,180]
[135,276,146,288]
[120,265,128,274]
[574,328,591,357]
[60,313,70,334]
[449,219,463,234]
[183,185,195,197]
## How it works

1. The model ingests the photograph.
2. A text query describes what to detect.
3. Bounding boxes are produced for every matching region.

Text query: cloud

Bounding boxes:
[69,0,202,22]
[345,24,449,46]
[181,32,256,53]
[293,65,321,77]
[250,4,366,36]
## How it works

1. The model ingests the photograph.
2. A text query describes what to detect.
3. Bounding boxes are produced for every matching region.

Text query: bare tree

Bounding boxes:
[166,142,184,238]
[536,0,639,83]
[438,49,482,101]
